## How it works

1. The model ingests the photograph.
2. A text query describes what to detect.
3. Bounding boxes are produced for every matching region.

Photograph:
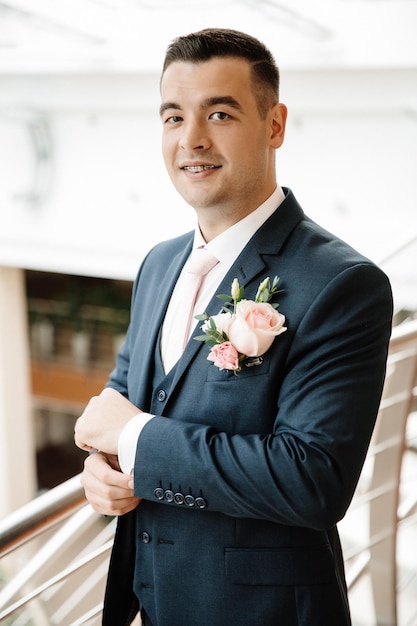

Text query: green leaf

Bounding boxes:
[271,275,280,290]
[194,334,210,342]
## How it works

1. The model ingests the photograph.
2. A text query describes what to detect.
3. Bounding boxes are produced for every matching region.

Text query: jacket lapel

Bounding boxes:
[150,238,193,334]
[135,236,193,391]
[169,189,304,387]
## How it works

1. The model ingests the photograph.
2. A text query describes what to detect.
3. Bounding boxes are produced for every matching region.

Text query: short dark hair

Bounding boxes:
[162,28,280,119]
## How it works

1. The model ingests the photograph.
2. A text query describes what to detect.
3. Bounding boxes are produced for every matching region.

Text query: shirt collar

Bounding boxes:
[193,186,286,265]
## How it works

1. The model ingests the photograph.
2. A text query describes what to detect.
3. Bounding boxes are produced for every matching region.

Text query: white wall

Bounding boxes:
[0,68,416,309]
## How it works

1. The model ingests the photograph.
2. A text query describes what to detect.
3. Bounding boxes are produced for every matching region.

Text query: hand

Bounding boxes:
[80,451,141,516]
[74,387,141,455]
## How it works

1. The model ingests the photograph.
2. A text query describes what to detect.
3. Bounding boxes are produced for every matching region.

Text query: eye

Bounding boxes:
[210,111,231,121]
[164,115,183,125]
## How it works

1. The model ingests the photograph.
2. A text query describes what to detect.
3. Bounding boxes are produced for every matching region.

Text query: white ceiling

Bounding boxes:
[0,0,417,74]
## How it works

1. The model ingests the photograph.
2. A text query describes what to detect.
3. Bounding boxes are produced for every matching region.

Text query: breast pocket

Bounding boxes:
[206,352,271,382]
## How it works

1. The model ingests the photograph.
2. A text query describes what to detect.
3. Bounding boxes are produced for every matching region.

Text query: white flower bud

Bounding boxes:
[231,278,241,302]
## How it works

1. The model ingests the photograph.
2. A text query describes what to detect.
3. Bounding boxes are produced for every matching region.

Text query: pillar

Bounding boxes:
[0,266,36,517]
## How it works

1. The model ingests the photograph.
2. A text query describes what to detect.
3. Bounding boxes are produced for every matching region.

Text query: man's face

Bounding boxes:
[160,57,286,228]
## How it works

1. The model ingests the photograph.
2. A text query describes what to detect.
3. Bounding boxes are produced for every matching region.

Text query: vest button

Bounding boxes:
[139,531,151,544]
[157,389,166,402]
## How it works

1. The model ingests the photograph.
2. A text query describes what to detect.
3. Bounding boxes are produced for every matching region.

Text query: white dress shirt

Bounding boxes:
[118,186,286,474]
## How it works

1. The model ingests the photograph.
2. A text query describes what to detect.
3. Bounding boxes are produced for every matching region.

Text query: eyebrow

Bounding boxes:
[159,95,243,118]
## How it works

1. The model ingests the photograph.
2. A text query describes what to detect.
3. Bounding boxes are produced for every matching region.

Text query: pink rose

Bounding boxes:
[207,341,240,371]
[228,300,287,357]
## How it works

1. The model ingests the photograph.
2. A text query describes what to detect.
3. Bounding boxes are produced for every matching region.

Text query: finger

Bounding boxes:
[74,417,92,451]
[75,440,96,452]
[89,495,141,517]
[81,453,136,509]
[80,459,140,515]
[81,479,140,515]
[103,453,122,471]
[85,453,133,490]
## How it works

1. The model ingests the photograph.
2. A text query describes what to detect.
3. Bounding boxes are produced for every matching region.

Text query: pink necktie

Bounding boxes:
[166,247,218,371]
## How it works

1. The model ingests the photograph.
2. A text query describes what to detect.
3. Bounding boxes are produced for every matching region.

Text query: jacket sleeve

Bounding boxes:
[132,261,393,531]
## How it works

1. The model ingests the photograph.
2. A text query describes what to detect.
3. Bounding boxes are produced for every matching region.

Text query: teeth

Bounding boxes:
[183,165,217,173]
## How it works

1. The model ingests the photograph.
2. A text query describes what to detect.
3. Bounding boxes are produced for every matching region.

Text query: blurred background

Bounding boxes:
[1,0,416,291]
[0,2,416,625]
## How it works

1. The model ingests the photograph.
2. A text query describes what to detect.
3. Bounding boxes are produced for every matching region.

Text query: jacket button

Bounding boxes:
[139,531,151,544]
[195,497,207,509]
[174,492,185,505]
[154,487,164,500]
[184,494,195,507]
[164,489,175,502]
[157,389,166,402]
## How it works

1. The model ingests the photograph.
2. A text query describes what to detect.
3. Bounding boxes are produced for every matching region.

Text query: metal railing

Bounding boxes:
[0,475,86,559]
[0,318,416,625]
[389,316,417,351]
[0,478,115,625]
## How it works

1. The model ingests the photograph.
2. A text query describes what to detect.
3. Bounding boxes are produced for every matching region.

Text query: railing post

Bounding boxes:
[0,266,37,517]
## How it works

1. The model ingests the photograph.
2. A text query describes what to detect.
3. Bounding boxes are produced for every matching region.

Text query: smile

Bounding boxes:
[181,165,220,173]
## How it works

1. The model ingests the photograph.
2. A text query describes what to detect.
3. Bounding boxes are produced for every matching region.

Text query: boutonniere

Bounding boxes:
[194,276,287,374]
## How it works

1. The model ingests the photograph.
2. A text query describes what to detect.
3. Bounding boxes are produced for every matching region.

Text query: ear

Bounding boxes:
[270,103,287,149]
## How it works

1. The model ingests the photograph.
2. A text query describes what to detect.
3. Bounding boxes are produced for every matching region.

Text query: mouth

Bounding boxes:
[181,164,221,173]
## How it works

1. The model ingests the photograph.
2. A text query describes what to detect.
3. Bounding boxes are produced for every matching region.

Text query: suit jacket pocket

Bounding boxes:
[225,544,334,586]
[206,352,271,382]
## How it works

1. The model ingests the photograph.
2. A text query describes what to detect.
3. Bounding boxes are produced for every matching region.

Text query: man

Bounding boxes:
[75,28,393,626]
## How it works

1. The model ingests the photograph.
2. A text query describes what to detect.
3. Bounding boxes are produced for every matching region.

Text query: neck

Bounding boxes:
[195,186,280,242]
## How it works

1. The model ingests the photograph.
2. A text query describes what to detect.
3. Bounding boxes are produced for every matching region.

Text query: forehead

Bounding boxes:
[160,57,255,105]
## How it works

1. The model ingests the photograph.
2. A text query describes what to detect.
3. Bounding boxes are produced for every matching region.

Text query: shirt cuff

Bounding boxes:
[118,412,154,475]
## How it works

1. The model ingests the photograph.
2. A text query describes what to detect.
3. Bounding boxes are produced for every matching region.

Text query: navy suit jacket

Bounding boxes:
[103,189,393,626]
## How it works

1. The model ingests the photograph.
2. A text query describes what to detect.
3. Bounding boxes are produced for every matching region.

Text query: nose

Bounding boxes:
[179,119,211,151]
